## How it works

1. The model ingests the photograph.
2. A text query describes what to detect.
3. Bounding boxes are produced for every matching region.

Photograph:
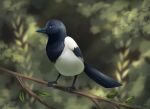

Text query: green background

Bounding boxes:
[0,0,150,109]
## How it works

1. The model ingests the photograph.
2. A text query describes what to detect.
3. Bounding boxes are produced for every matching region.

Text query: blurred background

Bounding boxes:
[0,0,150,109]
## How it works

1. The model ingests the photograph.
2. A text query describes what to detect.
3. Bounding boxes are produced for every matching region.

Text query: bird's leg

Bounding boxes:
[65,75,78,91]
[72,75,78,89]
[55,73,61,82]
[47,74,61,87]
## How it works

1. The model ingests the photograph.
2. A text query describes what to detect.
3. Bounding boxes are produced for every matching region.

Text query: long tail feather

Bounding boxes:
[84,63,121,88]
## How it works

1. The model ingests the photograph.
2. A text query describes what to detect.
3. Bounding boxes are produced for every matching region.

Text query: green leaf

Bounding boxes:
[125,39,132,47]
[16,16,21,25]
[23,35,28,43]
[19,91,26,102]
[35,90,51,97]
[117,62,122,71]
[15,40,22,46]
[24,44,28,52]
[12,21,16,29]
[125,96,135,104]
[19,24,24,35]
[122,69,129,78]
[14,31,20,38]
[106,90,118,98]
[116,72,122,82]
[122,60,129,69]
[123,49,130,58]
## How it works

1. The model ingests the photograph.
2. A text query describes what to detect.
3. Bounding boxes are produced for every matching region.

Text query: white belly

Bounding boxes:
[55,48,84,76]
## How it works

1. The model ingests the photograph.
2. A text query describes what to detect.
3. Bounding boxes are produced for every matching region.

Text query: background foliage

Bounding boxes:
[0,0,150,109]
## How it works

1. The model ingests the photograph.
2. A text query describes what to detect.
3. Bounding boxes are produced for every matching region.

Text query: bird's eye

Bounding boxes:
[49,26,52,29]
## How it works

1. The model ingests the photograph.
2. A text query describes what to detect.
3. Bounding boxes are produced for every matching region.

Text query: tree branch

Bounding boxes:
[0,67,142,109]
[16,77,55,109]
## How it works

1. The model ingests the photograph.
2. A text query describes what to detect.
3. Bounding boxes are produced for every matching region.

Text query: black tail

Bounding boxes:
[84,63,121,88]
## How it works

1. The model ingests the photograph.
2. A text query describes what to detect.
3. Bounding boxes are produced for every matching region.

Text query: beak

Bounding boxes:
[36,28,46,33]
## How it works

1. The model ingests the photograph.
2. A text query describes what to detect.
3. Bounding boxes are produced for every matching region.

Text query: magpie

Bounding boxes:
[36,19,121,89]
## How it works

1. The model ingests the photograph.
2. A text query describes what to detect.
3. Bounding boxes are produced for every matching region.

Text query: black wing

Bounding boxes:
[73,47,83,59]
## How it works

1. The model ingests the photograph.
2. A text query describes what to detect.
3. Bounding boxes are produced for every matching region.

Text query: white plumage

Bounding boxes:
[55,36,84,76]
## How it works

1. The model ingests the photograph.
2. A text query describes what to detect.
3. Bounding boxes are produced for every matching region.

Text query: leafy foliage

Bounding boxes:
[0,0,150,109]
[106,89,118,99]
[18,90,26,103]
[34,90,51,97]
[125,96,135,104]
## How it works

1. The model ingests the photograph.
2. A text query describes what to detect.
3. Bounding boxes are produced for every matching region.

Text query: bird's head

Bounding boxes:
[36,20,66,38]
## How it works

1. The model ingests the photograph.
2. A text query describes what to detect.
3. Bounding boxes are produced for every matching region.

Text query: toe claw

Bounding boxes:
[71,86,76,90]
[65,86,77,92]
[47,81,57,87]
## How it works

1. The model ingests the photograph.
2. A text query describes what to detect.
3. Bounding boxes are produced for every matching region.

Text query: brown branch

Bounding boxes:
[16,76,55,109]
[0,67,142,109]
[91,99,102,109]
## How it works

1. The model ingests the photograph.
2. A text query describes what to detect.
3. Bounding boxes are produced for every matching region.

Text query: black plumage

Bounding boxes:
[37,19,121,88]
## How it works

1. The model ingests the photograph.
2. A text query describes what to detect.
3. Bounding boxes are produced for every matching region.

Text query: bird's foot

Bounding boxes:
[65,86,77,92]
[47,81,57,87]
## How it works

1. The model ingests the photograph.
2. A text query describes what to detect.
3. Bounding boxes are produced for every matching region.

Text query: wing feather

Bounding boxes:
[65,37,83,58]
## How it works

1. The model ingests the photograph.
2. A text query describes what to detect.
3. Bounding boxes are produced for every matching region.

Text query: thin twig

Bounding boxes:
[16,76,55,109]
[0,67,142,109]
[91,99,102,109]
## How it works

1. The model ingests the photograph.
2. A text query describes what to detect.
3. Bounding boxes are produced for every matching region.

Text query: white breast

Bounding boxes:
[55,37,84,76]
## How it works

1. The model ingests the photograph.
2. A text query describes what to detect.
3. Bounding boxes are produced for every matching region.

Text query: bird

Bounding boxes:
[36,19,121,89]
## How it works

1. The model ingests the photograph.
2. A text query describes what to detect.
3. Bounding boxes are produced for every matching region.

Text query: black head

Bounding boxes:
[36,20,66,38]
